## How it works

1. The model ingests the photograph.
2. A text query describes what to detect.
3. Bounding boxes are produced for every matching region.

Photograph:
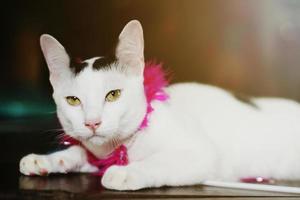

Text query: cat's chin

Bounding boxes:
[86,135,106,146]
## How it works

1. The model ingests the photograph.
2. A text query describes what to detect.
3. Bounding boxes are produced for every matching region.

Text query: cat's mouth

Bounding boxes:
[76,134,106,143]
[86,134,105,140]
[87,134,111,145]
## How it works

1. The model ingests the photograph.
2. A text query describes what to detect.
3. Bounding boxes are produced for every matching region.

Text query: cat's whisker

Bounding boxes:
[114,136,119,147]
[113,137,118,148]
[109,138,114,150]
[41,128,64,134]
[56,132,73,140]
[112,137,118,149]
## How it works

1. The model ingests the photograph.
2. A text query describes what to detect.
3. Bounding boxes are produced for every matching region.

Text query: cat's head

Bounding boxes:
[40,20,147,145]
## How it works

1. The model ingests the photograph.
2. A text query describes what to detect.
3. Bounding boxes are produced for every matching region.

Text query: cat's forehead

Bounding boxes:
[69,57,126,89]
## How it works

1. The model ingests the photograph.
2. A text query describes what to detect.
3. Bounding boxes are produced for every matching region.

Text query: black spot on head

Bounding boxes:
[232,92,259,109]
[69,57,88,75]
[64,48,89,75]
[92,55,117,70]
[65,36,118,75]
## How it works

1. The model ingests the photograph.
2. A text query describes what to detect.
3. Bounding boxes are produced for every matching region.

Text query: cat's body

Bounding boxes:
[137,83,300,181]
[20,20,300,190]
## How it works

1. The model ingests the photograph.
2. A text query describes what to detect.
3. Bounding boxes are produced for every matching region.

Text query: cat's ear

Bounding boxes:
[40,34,71,87]
[116,20,144,76]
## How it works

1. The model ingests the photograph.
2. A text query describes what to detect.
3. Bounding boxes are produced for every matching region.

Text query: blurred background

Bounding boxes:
[1,0,300,163]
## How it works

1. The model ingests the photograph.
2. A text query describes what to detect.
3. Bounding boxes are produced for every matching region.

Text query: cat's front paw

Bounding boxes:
[101,165,145,190]
[19,154,53,176]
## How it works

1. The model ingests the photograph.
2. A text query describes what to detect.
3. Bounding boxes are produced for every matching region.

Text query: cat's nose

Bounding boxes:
[84,120,101,132]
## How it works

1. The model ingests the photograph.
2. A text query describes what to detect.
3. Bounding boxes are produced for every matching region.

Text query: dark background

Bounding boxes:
[1,0,300,165]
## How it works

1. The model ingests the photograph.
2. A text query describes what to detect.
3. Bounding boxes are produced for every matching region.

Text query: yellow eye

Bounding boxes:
[105,89,121,102]
[66,96,81,106]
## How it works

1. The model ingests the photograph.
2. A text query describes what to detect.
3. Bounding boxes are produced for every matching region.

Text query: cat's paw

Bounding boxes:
[79,163,98,173]
[19,154,53,176]
[101,165,144,190]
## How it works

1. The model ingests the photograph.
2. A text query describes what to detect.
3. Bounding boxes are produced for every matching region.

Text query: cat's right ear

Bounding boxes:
[40,34,71,87]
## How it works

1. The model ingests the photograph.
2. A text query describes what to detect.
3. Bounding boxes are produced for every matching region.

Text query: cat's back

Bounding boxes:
[166,82,228,100]
[164,82,242,115]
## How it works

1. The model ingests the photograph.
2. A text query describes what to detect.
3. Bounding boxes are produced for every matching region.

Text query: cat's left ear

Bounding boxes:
[116,20,144,76]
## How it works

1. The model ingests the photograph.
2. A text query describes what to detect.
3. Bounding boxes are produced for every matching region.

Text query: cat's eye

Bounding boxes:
[66,96,81,106]
[105,89,121,102]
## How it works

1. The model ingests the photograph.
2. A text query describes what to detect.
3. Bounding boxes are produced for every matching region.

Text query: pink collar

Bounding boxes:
[61,62,169,176]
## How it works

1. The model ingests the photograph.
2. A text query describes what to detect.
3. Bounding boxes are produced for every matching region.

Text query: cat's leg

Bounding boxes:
[20,145,98,176]
[102,149,216,190]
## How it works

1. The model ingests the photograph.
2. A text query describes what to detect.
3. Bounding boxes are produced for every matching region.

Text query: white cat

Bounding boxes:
[20,20,300,191]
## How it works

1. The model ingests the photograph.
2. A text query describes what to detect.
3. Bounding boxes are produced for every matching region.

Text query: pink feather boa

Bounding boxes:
[61,62,169,176]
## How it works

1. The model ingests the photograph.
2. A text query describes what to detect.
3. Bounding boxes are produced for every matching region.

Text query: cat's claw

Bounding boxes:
[20,154,53,176]
[102,165,144,190]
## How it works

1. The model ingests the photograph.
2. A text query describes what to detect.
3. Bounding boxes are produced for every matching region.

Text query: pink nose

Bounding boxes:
[84,120,101,132]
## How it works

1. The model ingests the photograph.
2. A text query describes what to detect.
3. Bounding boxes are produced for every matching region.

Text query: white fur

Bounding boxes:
[20,20,300,191]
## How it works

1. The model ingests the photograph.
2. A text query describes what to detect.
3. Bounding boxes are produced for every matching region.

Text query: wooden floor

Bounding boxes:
[2,172,300,199]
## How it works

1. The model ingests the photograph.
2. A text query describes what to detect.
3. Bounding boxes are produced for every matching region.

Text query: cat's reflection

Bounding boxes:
[19,174,103,193]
